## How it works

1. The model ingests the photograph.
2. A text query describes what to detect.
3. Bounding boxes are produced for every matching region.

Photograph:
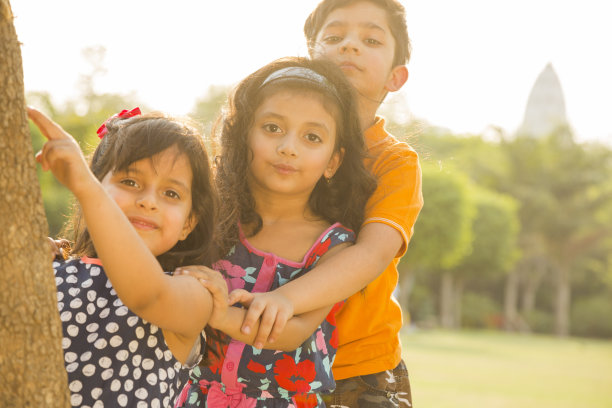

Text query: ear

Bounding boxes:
[324,147,345,179]
[384,65,409,93]
[179,214,197,241]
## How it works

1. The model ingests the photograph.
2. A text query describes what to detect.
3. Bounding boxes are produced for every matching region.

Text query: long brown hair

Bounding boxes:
[63,112,217,270]
[214,57,376,255]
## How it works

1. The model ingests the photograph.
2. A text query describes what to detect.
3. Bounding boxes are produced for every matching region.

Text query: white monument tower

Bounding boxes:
[518,63,569,137]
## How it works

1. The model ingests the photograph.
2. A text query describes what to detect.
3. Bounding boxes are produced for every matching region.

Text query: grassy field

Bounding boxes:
[401,329,612,407]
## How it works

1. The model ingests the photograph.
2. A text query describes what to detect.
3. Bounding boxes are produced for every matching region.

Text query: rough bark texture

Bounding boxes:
[0,1,70,406]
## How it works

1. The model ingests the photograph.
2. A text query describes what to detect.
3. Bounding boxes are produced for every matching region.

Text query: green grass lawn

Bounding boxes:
[401,329,612,407]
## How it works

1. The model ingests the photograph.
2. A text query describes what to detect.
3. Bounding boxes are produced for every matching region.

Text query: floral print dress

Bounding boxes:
[175,223,354,408]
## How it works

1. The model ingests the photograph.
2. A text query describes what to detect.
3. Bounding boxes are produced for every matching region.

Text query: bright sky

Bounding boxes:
[12,0,612,144]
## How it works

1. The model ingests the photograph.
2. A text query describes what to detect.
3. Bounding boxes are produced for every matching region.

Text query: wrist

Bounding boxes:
[72,176,103,202]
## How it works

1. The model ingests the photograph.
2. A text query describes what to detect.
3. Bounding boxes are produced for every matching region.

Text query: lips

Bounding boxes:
[128,216,159,231]
[273,163,298,175]
[337,60,362,71]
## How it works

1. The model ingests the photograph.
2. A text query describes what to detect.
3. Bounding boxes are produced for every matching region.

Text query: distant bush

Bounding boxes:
[408,284,436,325]
[524,309,554,334]
[571,296,612,338]
[461,293,501,328]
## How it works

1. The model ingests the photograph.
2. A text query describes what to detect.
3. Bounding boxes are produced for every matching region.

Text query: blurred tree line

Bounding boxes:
[33,47,612,339]
[390,119,612,339]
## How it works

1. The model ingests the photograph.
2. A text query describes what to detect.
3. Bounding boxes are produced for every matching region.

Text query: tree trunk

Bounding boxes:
[521,256,547,315]
[0,1,70,406]
[503,269,531,332]
[397,267,416,321]
[503,269,519,330]
[453,276,463,328]
[554,264,571,337]
[440,271,454,328]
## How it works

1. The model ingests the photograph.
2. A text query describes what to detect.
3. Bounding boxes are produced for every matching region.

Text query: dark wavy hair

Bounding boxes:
[214,56,376,254]
[304,0,412,66]
[63,112,217,270]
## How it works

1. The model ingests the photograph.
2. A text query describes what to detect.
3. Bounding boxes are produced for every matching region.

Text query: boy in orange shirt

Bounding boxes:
[183,0,422,406]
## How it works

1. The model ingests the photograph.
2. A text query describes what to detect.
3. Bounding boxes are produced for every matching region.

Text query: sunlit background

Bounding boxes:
[12,0,612,144]
[9,1,612,406]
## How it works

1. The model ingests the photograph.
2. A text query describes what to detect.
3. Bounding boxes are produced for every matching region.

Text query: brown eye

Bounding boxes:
[263,123,282,133]
[323,35,342,43]
[165,190,180,200]
[305,133,322,143]
[120,179,138,188]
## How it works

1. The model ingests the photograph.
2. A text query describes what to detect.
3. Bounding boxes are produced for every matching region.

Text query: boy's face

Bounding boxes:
[312,1,405,103]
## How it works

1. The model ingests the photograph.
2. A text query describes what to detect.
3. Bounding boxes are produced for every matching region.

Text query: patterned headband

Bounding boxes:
[259,67,341,102]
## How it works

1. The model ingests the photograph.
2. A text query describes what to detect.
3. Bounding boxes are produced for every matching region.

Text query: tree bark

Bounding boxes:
[0,1,70,406]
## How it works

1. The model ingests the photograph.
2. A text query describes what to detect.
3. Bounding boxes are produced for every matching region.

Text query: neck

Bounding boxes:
[357,94,381,132]
[251,189,313,225]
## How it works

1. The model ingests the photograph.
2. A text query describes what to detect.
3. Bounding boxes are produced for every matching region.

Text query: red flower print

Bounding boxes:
[325,301,343,349]
[273,354,316,393]
[247,359,267,374]
[305,237,331,268]
[293,392,319,408]
[325,301,344,325]
[207,335,229,375]
[213,259,247,290]
[329,328,339,349]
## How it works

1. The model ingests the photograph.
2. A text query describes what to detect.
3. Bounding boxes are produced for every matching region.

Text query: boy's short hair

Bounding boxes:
[304,0,411,67]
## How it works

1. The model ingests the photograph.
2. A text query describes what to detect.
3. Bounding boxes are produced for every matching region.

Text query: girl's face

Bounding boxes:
[100,145,195,257]
[247,89,343,201]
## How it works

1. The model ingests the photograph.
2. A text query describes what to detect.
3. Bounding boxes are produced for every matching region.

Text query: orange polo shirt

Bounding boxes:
[332,117,423,380]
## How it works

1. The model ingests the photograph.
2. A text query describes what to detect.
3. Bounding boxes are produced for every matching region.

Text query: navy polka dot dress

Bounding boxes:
[54,256,189,407]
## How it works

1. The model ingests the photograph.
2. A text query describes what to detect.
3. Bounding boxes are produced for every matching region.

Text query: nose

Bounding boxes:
[340,36,360,55]
[136,189,158,211]
[277,134,298,157]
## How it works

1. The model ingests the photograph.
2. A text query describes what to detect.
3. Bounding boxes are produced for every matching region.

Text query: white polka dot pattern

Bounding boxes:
[54,258,189,407]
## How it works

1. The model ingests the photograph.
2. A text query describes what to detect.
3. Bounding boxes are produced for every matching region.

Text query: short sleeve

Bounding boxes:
[364,144,423,257]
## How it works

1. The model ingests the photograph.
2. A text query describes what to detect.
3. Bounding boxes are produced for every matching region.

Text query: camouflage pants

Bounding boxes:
[323,360,412,407]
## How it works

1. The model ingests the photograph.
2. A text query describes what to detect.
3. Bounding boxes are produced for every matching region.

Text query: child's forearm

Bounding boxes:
[75,181,212,337]
[76,181,166,307]
[276,222,403,315]
[214,306,331,351]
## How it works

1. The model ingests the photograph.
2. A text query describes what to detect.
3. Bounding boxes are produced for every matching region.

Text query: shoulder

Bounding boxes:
[302,223,355,269]
[323,223,355,245]
[365,123,420,172]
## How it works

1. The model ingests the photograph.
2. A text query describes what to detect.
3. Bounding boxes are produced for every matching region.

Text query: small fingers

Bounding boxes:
[228,289,254,306]
[198,279,228,301]
[27,107,70,141]
[254,307,278,349]
[241,300,266,336]
[174,265,212,279]
[267,309,291,344]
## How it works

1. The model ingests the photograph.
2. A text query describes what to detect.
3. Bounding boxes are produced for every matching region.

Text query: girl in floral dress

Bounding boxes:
[174,56,376,407]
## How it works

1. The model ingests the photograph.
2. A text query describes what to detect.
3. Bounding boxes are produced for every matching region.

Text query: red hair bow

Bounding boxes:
[96,107,142,139]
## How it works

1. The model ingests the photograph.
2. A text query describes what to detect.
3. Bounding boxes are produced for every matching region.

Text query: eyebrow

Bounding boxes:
[123,167,191,192]
[322,20,387,34]
[260,112,332,135]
